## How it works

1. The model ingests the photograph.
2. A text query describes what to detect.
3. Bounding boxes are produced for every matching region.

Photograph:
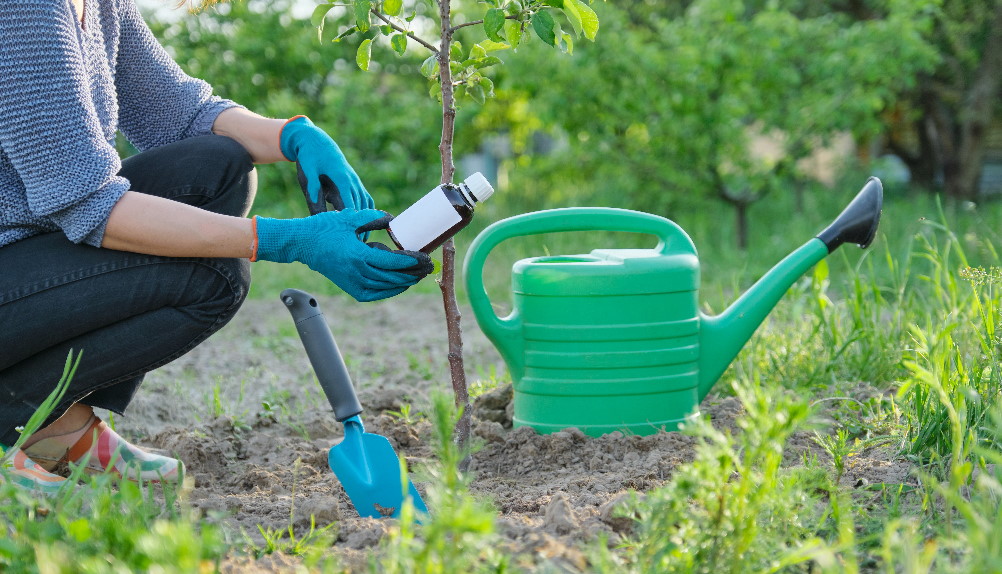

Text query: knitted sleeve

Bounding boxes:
[0,0,129,246]
[114,0,243,151]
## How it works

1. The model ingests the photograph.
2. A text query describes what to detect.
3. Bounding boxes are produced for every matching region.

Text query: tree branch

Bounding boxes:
[447,14,518,34]
[370,9,440,54]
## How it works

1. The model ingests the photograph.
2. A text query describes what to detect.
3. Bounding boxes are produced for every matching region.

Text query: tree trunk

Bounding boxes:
[885,102,939,190]
[912,115,939,189]
[711,166,761,251]
[735,201,749,251]
[435,0,471,446]
[952,3,1002,200]
[899,4,1002,200]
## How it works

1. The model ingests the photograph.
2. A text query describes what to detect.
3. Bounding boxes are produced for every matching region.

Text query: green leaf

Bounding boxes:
[531,10,556,46]
[813,258,830,284]
[354,0,371,32]
[484,8,505,42]
[560,0,583,37]
[504,20,523,49]
[334,25,358,43]
[420,54,439,78]
[570,0,599,40]
[66,518,92,543]
[383,0,402,17]
[469,83,486,105]
[429,81,442,102]
[481,77,495,98]
[473,56,504,69]
[356,38,372,70]
[320,21,339,43]
[559,32,573,54]
[469,43,488,60]
[311,3,334,28]
[479,39,510,52]
[450,42,464,62]
[391,33,408,55]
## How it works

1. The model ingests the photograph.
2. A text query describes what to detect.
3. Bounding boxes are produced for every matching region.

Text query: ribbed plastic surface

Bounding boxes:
[509,248,702,436]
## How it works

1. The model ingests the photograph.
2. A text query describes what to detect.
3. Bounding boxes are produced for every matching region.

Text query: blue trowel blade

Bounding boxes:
[328,418,428,519]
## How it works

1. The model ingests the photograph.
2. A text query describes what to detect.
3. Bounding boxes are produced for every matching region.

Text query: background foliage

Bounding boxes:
[148,0,1000,251]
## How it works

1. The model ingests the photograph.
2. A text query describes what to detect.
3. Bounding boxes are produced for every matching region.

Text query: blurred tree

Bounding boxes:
[145,0,445,213]
[496,0,937,248]
[878,0,1002,199]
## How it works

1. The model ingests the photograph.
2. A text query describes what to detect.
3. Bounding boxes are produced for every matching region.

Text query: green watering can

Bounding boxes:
[463,178,883,437]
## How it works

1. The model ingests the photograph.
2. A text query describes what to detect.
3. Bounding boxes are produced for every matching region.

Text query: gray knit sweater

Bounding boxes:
[0,0,241,248]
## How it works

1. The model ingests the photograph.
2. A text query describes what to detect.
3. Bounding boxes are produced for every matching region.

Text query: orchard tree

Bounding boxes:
[305,0,600,443]
[879,0,1002,199]
[498,0,937,248]
[153,0,444,212]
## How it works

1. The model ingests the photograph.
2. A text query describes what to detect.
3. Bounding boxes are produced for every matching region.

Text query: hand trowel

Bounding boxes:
[281,288,428,519]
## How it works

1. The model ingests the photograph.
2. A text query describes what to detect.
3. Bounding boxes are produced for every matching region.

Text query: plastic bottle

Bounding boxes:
[388,173,494,254]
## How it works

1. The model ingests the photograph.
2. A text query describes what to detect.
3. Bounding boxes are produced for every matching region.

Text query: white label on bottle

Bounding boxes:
[389,188,463,251]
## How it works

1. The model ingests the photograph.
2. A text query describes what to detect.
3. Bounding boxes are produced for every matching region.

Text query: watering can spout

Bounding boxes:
[696,177,883,400]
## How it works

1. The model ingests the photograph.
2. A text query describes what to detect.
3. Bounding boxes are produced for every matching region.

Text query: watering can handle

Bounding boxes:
[463,207,696,362]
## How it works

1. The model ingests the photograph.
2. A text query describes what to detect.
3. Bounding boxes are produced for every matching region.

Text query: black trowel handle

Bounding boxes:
[280,288,363,422]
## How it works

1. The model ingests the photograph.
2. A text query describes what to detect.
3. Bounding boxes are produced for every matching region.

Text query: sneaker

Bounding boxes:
[24,417,182,483]
[0,448,70,496]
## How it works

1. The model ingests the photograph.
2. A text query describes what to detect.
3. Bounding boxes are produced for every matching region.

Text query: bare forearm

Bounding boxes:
[212,108,288,164]
[102,191,254,258]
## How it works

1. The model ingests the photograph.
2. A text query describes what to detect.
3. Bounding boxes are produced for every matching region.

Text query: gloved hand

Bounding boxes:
[280,115,376,214]
[252,210,433,302]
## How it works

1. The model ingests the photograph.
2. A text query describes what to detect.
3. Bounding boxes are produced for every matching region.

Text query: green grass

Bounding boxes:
[0,477,228,573]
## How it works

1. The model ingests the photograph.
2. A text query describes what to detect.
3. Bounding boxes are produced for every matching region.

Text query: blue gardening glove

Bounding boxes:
[252,210,433,302]
[280,116,375,215]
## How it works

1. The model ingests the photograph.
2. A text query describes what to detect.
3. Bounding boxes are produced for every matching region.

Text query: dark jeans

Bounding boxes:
[0,136,256,446]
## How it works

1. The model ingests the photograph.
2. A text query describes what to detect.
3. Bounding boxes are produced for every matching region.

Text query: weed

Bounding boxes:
[1,350,80,458]
[8,481,228,574]
[897,273,1001,467]
[468,364,511,400]
[813,428,855,484]
[210,379,225,419]
[260,388,311,440]
[617,378,837,573]
[812,427,894,486]
[376,392,505,573]
[405,350,437,382]
[251,459,336,563]
[0,351,228,572]
[385,403,425,426]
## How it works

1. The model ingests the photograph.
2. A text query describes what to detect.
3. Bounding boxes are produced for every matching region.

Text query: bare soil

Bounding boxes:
[103,293,913,572]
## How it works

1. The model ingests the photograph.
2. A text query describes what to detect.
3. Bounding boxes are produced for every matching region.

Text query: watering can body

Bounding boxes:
[510,246,703,435]
[464,179,883,437]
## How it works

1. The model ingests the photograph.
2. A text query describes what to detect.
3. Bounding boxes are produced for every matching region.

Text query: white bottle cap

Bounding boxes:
[463,172,494,202]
